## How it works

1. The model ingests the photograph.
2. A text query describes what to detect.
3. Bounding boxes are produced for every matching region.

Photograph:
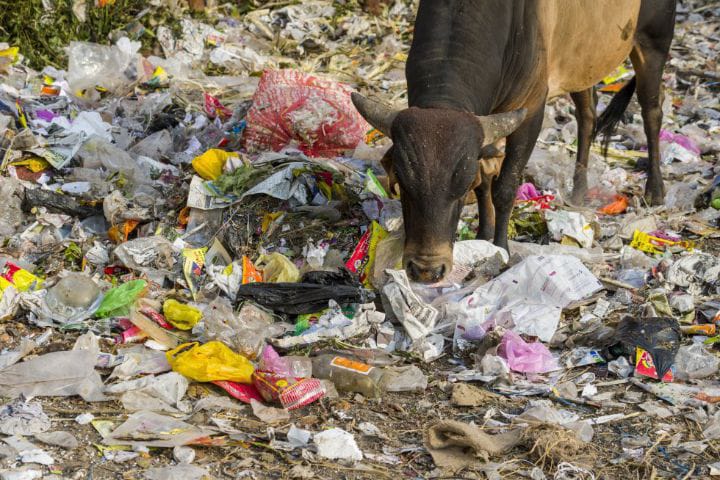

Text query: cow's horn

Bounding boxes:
[476,108,528,147]
[351,93,399,137]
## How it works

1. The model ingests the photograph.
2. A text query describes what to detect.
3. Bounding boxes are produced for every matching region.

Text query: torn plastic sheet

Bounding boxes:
[103,410,214,448]
[0,350,107,402]
[461,255,603,342]
[105,372,191,413]
[239,162,308,203]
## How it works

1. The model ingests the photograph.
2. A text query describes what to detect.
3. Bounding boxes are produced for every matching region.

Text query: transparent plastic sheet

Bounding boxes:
[0,350,106,402]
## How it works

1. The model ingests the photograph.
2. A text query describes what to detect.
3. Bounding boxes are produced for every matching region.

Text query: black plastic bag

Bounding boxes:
[235,269,374,315]
[616,316,680,380]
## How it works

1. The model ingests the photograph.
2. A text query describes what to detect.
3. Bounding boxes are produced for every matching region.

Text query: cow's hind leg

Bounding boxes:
[569,88,597,205]
[493,104,546,252]
[631,1,676,205]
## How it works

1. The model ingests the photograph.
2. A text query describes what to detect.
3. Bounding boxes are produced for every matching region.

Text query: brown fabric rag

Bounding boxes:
[425,420,523,471]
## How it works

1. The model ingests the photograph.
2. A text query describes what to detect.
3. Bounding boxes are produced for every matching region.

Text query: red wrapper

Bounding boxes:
[140,307,174,330]
[213,380,264,404]
[252,372,325,410]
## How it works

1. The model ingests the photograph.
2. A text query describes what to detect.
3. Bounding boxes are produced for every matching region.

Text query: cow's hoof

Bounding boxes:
[477,225,495,241]
[569,189,587,206]
[644,180,666,206]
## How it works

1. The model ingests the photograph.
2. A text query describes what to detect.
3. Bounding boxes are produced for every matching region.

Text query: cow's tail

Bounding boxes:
[594,76,637,156]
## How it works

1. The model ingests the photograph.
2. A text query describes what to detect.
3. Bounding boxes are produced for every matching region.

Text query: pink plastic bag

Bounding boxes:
[243,69,371,158]
[498,331,558,373]
[516,182,541,201]
[659,130,701,155]
[259,344,290,376]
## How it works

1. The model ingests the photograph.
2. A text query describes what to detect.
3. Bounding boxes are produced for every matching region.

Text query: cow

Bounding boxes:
[352,0,677,283]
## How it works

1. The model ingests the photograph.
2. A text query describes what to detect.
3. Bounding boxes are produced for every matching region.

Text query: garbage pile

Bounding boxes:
[0,1,719,479]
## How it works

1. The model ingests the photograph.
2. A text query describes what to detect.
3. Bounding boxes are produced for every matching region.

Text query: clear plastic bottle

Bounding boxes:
[311,355,384,398]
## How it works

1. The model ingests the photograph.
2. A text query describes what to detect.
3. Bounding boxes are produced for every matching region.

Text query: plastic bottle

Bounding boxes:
[311,355,384,398]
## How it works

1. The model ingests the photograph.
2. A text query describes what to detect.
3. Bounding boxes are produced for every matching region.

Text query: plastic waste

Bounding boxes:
[498,331,559,374]
[235,269,373,315]
[674,343,719,381]
[0,400,50,436]
[545,210,594,248]
[259,345,313,378]
[44,273,102,323]
[252,372,325,410]
[95,280,147,318]
[66,39,143,95]
[103,411,213,448]
[191,148,235,181]
[314,428,363,461]
[311,355,385,398]
[243,69,370,158]
[34,431,78,450]
[616,316,680,381]
[461,255,603,342]
[255,252,301,283]
[163,299,202,330]
[379,365,427,393]
[106,372,190,413]
[166,341,254,384]
[0,350,106,401]
[250,399,290,424]
[199,297,282,359]
[172,445,196,464]
[616,269,647,288]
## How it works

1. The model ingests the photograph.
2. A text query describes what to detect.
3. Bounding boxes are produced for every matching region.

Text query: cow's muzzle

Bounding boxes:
[405,256,451,284]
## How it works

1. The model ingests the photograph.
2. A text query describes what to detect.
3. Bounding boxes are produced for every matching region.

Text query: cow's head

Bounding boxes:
[352,93,525,283]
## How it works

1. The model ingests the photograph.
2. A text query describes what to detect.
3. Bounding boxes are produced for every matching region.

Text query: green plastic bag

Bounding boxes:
[95,279,147,318]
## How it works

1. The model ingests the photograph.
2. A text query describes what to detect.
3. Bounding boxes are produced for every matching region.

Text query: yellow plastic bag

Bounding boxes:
[256,253,301,283]
[163,299,203,330]
[166,341,254,384]
[191,149,235,181]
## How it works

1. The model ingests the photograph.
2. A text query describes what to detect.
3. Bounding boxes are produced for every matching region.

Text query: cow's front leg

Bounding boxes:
[475,181,495,241]
[492,105,546,252]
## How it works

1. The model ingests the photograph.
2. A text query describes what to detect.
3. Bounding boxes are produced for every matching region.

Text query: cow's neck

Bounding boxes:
[406,0,542,116]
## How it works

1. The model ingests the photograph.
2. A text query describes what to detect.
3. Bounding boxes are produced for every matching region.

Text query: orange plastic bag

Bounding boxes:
[598,195,628,215]
[166,341,255,384]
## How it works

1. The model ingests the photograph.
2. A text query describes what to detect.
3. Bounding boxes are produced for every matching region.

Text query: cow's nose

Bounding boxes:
[406,260,447,284]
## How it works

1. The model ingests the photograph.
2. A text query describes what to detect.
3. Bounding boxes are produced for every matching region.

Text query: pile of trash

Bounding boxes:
[0,0,719,479]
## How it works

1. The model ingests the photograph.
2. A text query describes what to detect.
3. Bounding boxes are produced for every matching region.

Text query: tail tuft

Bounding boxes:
[594,76,637,156]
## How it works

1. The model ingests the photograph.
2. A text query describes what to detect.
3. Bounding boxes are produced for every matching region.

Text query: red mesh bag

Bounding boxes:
[242,69,371,158]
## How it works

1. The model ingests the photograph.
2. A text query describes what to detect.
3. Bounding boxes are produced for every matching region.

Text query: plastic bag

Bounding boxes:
[243,69,371,158]
[163,299,202,330]
[675,344,720,381]
[166,341,254,384]
[66,38,142,95]
[235,270,373,315]
[346,221,388,288]
[498,331,559,373]
[191,148,235,181]
[598,195,629,215]
[95,280,147,318]
[616,316,680,381]
[256,252,300,283]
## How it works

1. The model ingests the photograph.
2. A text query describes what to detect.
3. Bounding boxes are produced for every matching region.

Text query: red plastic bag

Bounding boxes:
[243,69,371,158]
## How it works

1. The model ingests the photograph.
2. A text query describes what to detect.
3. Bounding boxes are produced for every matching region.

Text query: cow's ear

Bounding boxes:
[475,108,527,147]
[352,93,399,138]
[380,146,400,197]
